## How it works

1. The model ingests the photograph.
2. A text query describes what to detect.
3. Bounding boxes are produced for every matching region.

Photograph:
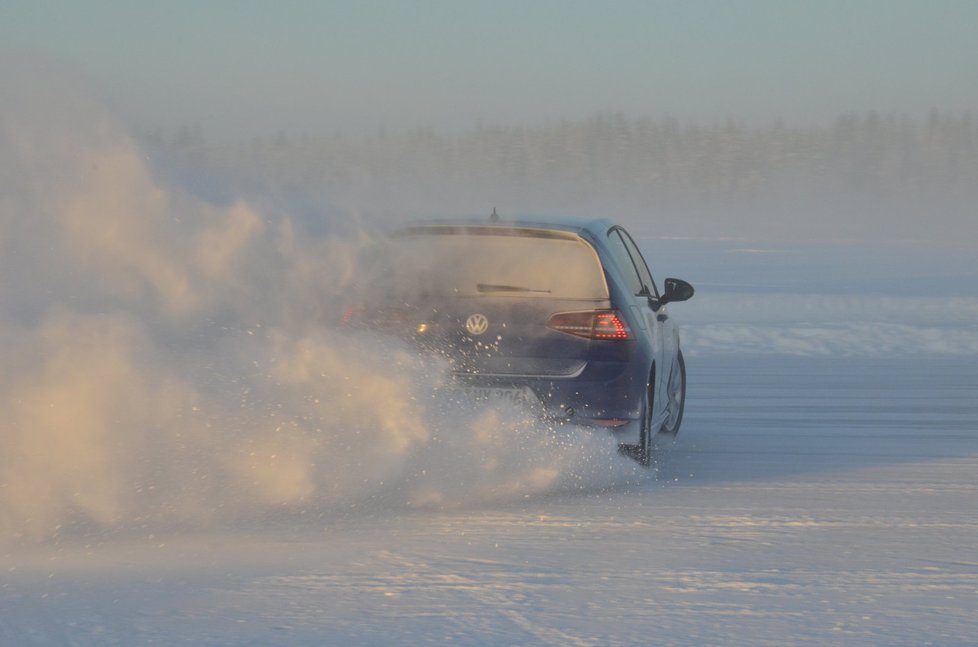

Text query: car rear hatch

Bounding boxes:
[356,225,621,378]
[412,295,607,377]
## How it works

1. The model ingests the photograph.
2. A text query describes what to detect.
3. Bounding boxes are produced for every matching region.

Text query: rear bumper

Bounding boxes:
[452,357,645,423]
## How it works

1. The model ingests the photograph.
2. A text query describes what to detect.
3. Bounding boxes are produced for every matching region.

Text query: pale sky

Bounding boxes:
[3,0,977,139]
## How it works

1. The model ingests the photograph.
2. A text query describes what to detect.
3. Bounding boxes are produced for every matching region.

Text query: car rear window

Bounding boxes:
[380,227,609,299]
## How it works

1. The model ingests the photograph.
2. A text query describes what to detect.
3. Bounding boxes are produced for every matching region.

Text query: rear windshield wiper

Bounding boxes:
[477,283,552,294]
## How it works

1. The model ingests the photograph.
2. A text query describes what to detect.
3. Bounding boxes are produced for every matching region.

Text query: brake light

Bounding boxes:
[342,304,365,323]
[547,310,632,340]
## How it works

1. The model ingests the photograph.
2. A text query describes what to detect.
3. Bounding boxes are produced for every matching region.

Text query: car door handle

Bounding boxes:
[656,313,668,322]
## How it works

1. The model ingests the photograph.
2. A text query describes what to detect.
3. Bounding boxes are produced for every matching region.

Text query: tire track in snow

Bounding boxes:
[373,550,595,647]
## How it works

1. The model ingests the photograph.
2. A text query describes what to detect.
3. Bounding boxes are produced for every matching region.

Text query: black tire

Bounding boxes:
[660,348,686,437]
[636,364,656,467]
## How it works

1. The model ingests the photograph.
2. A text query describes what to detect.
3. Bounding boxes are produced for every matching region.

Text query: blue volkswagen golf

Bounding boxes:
[349,215,694,465]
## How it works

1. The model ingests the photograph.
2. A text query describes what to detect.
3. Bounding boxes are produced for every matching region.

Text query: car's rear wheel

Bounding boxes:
[617,363,656,466]
[635,364,656,467]
[660,348,686,437]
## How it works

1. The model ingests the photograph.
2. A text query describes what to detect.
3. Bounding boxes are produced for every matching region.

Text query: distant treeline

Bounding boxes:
[143,112,977,241]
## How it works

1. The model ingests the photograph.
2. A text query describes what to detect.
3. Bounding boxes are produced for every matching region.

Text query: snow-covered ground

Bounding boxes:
[3,235,977,646]
[3,70,977,645]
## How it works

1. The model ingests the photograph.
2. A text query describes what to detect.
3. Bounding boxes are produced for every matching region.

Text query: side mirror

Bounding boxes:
[660,277,694,305]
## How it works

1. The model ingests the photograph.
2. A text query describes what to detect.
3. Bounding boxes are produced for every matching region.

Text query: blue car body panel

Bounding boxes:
[357,215,686,445]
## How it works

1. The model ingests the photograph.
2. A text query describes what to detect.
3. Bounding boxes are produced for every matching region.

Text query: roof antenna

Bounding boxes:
[490,207,500,223]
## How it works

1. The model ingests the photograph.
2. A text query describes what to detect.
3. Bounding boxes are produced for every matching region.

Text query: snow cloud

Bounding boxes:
[0,65,636,542]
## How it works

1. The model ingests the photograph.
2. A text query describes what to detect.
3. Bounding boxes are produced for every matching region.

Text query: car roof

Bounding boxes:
[397,215,615,238]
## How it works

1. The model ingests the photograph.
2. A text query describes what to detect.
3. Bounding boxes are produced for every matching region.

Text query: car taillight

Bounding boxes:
[342,304,365,323]
[547,310,632,340]
[343,304,421,332]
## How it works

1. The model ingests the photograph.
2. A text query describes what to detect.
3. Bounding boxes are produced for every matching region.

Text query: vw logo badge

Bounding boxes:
[465,313,489,336]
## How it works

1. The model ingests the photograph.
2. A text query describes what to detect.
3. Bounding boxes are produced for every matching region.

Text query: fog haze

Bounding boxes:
[3,1,977,138]
[3,7,978,644]
[0,0,975,535]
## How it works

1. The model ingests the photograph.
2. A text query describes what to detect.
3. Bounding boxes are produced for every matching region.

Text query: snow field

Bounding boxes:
[2,66,977,646]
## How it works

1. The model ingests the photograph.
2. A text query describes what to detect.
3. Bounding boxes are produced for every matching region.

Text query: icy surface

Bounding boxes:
[2,70,977,646]
[3,356,977,646]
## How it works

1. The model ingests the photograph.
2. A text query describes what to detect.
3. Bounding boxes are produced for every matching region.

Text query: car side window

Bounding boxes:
[606,230,644,296]
[617,227,660,298]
